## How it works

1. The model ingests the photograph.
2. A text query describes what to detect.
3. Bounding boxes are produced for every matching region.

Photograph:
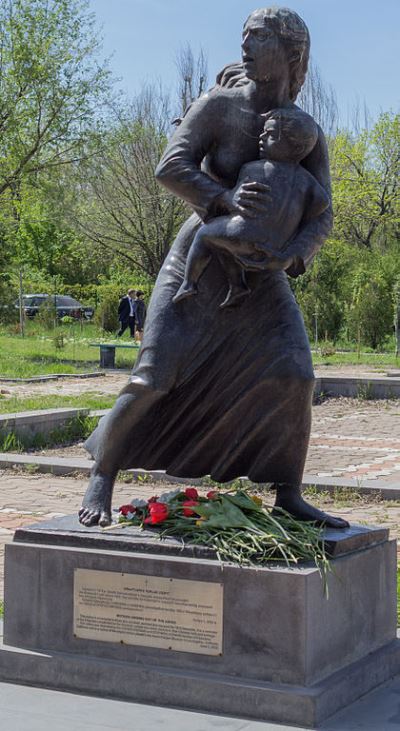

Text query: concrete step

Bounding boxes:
[0,408,90,439]
[315,375,400,399]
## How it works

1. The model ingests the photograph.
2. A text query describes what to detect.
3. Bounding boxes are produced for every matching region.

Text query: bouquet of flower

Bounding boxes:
[112,487,329,580]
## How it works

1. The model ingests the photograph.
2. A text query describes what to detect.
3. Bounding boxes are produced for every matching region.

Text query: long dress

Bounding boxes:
[85,85,332,485]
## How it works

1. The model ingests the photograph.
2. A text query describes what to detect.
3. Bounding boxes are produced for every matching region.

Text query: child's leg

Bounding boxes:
[173,221,224,303]
[195,218,251,307]
[217,254,250,308]
[173,217,251,305]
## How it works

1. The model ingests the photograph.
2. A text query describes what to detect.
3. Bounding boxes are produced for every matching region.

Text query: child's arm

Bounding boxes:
[235,161,266,186]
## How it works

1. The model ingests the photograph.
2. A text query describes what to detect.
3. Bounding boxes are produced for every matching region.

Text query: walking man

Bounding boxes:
[117,289,136,338]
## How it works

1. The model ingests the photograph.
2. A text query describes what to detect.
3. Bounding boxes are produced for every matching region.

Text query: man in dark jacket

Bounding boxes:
[117,289,136,337]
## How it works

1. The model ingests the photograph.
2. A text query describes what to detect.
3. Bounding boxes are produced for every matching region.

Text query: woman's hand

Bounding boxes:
[262,251,294,272]
[243,249,294,273]
[218,182,271,218]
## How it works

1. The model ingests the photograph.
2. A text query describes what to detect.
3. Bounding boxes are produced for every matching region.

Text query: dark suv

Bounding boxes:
[18,294,94,320]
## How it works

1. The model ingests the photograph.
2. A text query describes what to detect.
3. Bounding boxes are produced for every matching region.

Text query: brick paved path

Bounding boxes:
[27,396,400,486]
[308,398,400,483]
[3,365,400,484]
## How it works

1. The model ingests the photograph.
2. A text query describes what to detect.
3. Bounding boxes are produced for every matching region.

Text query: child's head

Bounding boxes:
[259,108,318,163]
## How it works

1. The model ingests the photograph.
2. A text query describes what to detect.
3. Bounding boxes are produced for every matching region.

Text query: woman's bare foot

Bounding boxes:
[173,282,198,303]
[78,467,115,527]
[273,484,350,529]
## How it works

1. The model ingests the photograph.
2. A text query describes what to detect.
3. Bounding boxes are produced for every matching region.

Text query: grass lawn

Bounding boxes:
[312,351,400,368]
[1,322,400,377]
[0,322,137,377]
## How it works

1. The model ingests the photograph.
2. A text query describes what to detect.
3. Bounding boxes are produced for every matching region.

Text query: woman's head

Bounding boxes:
[242,7,310,100]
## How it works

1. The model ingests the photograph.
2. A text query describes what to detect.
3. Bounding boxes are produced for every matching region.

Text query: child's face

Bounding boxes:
[259,119,293,161]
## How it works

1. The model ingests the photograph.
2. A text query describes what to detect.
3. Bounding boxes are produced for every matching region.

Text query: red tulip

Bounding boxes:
[144,502,169,525]
[184,487,199,500]
[183,499,200,517]
[119,504,135,517]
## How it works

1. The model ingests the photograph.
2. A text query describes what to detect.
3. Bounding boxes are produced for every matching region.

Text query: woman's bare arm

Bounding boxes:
[155,92,226,220]
[285,125,333,277]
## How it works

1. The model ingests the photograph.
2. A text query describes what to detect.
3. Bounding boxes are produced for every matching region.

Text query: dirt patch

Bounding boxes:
[0,372,128,399]
[0,365,396,400]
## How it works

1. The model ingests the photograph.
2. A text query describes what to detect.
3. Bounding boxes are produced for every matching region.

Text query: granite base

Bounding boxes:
[1,517,399,727]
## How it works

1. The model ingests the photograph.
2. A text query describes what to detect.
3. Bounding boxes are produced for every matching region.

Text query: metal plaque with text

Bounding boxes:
[73,568,223,655]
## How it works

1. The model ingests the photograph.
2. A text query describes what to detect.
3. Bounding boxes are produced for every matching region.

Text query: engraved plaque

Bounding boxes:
[73,568,223,655]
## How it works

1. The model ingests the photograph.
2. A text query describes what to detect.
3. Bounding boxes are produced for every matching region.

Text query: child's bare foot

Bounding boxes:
[220,286,251,309]
[173,282,198,303]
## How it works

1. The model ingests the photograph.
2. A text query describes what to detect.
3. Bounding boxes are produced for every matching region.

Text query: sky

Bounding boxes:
[88,0,399,126]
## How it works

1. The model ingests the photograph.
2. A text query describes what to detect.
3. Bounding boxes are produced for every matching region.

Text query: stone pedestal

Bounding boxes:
[1,517,399,727]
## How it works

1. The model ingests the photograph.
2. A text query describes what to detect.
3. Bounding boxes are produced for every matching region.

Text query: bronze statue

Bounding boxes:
[79,6,349,530]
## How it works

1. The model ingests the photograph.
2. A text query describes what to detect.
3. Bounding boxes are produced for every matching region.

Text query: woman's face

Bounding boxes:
[241,11,287,82]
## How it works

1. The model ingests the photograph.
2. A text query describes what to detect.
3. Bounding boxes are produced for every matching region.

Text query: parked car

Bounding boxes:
[16,294,94,320]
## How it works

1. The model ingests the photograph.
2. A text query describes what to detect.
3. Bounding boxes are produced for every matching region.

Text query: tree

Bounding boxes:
[0,0,112,312]
[0,0,111,197]
[10,177,112,283]
[68,87,188,280]
[297,59,338,138]
[175,43,208,117]
[330,113,400,249]
[292,238,356,343]
[347,256,398,350]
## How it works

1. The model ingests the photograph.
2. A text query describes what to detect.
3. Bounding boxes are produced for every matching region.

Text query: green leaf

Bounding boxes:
[194,499,257,530]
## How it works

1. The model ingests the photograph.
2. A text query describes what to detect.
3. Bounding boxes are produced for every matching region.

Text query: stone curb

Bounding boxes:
[315,375,400,400]
[0,453,194,484]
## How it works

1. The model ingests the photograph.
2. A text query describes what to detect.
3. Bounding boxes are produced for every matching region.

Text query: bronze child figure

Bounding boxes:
[173,107,329,308]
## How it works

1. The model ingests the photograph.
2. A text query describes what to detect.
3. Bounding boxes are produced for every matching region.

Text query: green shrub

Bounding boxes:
[319,343,336,357]
[348,274,394,350]
[94,288,120,332]
[0,286,18,325]
[53,333,65,349]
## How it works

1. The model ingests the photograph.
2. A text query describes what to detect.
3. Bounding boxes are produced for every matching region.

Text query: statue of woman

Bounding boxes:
[79,6,348,530]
